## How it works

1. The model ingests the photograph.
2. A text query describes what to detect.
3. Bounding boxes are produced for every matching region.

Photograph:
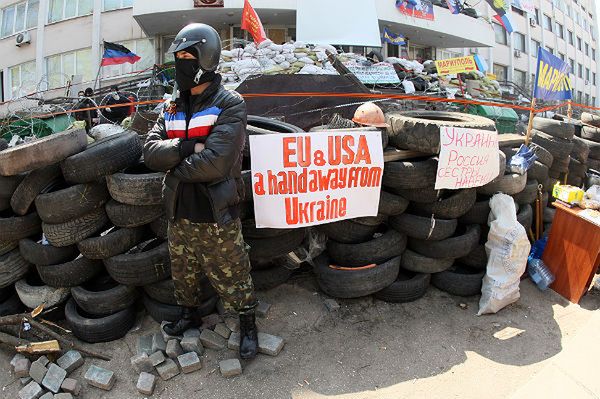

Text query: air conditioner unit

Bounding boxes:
[530,18,537,27]
[514,49,522,57]
[15,31,31,47]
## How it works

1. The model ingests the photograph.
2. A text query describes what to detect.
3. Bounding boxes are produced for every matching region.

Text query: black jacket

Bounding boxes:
[144,79,247,225]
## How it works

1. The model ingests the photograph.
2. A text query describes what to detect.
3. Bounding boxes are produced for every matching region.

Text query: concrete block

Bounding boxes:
[224,316,240,333]
[323,298,340,312]
[199,329,226,350]
[180,336,204,356]
[39,393,53,399]
[156,358,179,381]
[152,332,167,353]
[14,358,31,378]
[130,353,154,373]
[219,359,242,378]
[136,372,156,396]
[20,377,32,385]
[36,356,50,367]
[228,332,285,356]
[214,323,231,339]
[201,313,222,329]
[177,352,202,374]
[60,378,81,396]
[256,301,271,318]
[84,365,115,391]
[54,394,73,399]
[41,364,66,393]
[56,351,84,374]
[166,339,183,358]
[137,334,153,356]
[160,321,182,342]
[18,381,43,399]
[11,353,27,369]
[149,351,166,367]
[29,359,48,384]
[182,328,201,338]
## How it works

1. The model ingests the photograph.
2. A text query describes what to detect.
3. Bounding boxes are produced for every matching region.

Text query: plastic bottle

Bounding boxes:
[527,259,555,290]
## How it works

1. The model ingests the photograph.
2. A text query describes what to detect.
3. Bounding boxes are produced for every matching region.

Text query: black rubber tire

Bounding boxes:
[316,219,378,244]
[242,219,292,239]
[411,189,476,219]
[143,277,216,306]
[61,132,143,183]
[77,226,147,260]
[588,157,600,171]
[314,255,401,299]
[251,265,293,291]
[0,240,18,256]
[409,224,481,259]
[401,249,454,273]
[35,181,109,224]
[387,111,495,154]
[457,244,488,271]
[571,136,591,163]
[378,191,409,216]
[106,163,165,206]
[143,294,217,323]
[244,116,304,158]
[150,215,168,240]
[513,180,539,205]
[581,124,600,141]
[0,249,31,288]
[431,264,484,296]
[532,117,575,140]
[477,173,527,196]
[105,199,163,228]
[248,229,306,263]
[351,214,387,226]
[0,293,25,316]
[0,129,88,177]
[0,174,25,197]
[528,143,554,167]
[65,298,136,343]
[550,155,571,174]
[14,275,70,309]
[42,207,108,247]
[10,164,61,215]
[458,198,490,225]
[582,137,600,159]
[36,255,103,288]
[382,157,438,189]
[531,130,574,159]
[581,112,600,127]
[389,213,457,241]
[527,161,549,183]
[327,229,407,267]
[389,186,441,204]
[374,270,430,303]
[569,157,587,177]
[517,204,533,232]
[71,274,138,316]
[104,239,171,286]
[0,211,41,241]
[0,196,9,212]
[19,238,78,266]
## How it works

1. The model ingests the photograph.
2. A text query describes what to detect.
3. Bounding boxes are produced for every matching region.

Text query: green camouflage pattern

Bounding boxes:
[168,218,256,313]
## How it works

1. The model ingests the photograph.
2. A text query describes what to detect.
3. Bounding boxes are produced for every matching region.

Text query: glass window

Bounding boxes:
[48,0,63,23]
[569,58,575,73]
[534,8,540,24]
[593,97,596,106]
[585,93,590,105]
[493,64,507,81]
[578,91,583,103]
[9,60,36,99]
[594,72,597,85]
[546,46,554,54]
[102,39,155,79]
[15,3,26,32]
[593,49,596,59]
[26,0,39,28]
[48,0,93,23]
[568,30,574,45]
[79,0,92,15]
[514,32,526,52]
[514,69,526,87]
[544,15,552,31]
[555,22,563,39]
[585,43,589,55]
[586,67,590,81]
[64,0,77,19]
[531,39,540,55]
[494,23,507,45]
[577,37,582,50]
[1,6,15,37]
[45,48,92,89]
[578,63,583,78]
[559,53,565,61]
[103,0,132,11]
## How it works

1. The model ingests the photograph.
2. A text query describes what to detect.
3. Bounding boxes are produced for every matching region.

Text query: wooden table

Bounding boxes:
[542,202,600,303]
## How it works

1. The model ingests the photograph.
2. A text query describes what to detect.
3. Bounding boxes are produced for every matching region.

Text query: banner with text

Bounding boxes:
[346,62,401,85]
[533,47,573,101]
[435,56,477,75]
[395,0,435,21]
[435,127,500,190]
[250,131,384,228]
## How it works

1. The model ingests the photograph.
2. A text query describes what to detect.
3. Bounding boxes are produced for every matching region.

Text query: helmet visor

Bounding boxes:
[167,38,200,54]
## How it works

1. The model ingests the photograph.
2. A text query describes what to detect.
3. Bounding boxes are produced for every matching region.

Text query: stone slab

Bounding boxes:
[41,364,66,394]
[84,365,115,391]
[219,359,242,378]
[177,352,202,374]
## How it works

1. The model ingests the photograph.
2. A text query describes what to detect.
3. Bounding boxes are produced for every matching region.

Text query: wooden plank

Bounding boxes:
[384,148,429,162]
[498,133,526,147]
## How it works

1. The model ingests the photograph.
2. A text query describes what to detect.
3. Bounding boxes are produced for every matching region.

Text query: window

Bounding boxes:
[593,48,596,59]
[531,39,540,55]
[585,43,589,55]
[566,4,572,17]
[1,0,39,37]
[555,22,564,39]
[514,32,526,52]
[103,0,133,11]
[585,93,589,105]
[546,46,554,54]
[45,48,93,89]
[533,8,540,24]
[586,67,590,81]
[511,6,524,16]
[568,30,574,45]
[577,36,582,50]
[494,23,507,45]
[48,0,92,23]
[594,72,597,85]
[578,91,583,103]
[569,58,575,73]
[8,60,36,99]
[559,52,565,61]
[543,15,552,31]
[493,64,507,82]
[102,39,155,78]
[578,63,583,78]
[514,69,526,87]
[593,97,597,106]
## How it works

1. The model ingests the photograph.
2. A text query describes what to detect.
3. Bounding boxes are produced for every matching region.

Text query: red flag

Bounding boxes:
[241,0,267,44]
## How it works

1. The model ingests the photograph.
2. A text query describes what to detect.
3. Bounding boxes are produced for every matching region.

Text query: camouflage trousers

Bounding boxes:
[167,218,257,314]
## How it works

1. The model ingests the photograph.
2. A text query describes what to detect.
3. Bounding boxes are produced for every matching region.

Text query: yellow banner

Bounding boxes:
[435,56,477,75]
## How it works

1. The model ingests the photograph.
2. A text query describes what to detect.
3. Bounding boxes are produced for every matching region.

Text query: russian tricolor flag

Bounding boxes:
[165,106,223,140]
[101,41,141,66]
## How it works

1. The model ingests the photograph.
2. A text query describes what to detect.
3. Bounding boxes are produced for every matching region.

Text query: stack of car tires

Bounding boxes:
[580,112,600,176]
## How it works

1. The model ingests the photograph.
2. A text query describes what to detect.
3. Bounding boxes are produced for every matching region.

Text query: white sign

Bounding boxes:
[346,63,401,85]
[435,127,500,190]
[250,131,384,228]
[512,0,535,16]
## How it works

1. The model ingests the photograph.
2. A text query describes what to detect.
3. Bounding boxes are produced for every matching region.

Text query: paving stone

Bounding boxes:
[136,372,156,395]
[182,328,201,338]
[224,316,240,333]
[137,334,153,355]
[214,323,231,339]
[14,358,32,378]
[152,333,167,353]
[156,358,179,381]
[54,394,73,399]
[84,365,115,391]
[160,321,182,342]
[130,353,154,373]
[200,329,227,350]
[36,356,50,367]
[11,353,27,369]
[56,351,84,374]
[41,364,67,393]
[149,351,166,367]
[61,378,81,396]
[201,313,222,330]
[323,298,340,312]
[180,336,204,356]
[219,359,242,378]
[166,339,183,358]
[39,392,53,399]
[20,377,33,385]
[177,352,202,374]
[29,359,48,384]
[18,381,43,399]
[228,332,285,356]
[256,301,271,318]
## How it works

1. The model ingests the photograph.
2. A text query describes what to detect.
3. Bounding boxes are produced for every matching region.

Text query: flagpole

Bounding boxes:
[92,64,102,92]
[567,99,573,120]
[525,97,536,145]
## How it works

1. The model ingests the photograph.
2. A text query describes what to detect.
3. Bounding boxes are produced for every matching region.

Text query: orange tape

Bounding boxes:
[328,263,377,271]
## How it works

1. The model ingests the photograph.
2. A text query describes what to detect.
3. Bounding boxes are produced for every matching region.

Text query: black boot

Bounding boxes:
[163,307,197,336]
[239,311,258,359]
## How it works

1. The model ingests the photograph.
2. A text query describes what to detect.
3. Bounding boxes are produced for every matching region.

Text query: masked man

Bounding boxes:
[143,23,258,359]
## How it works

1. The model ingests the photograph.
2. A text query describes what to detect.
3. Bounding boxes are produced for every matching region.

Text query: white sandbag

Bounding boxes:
[230,48,244,58]
[273,55,286,64]
[294,41,306,48]
[284,53,297,62]
[256,48,274,58]
[221,50,233,58]
[90,124,125,140]
[478,193,530,315]
[282,43,295,53]
[257,57,277,69]
[257,39,273,49]
[298,57,315,65]
[314,44,337,54]
[279,61,291,69]
[270,44,283,52]
[294,52,308,58]
[233,59,261,73]
[315,51,328,62]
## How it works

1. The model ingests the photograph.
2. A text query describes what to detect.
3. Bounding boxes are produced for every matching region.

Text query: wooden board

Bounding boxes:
[541,202,600,303]
[498,134,526,148]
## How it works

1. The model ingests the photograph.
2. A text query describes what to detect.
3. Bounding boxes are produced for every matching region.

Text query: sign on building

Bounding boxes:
[346,63,401,85]
[435,56,478,75]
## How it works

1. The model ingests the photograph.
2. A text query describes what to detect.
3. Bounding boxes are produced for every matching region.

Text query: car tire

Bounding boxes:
[532,117,575,140]
[106,164,165,206]
[327,229,407,267]
[143,277,215,306]
[71,274,138,316]
[36,256,103,288]
[251,265,293,291]
[143,294,217,323]
[247,229,306,263]
[411,188,476,219]
[409,224,481,259]
[401,249,454,273]
[35,181,110,224]
[15,276,70,309]
[78,226,147,260]
[18,237,78,266]
[42,207,108,247]
[382,157,438,189]
[10,165,62,215]
[105,199,163,228]
[104,239,171,286]
[0,249,31,289]
[374,270,430,303]
[316,219,378,244]
[477,173,528,196]
[389,213,457,241]
[431,264,484,296]
[0,211,42,242]
[65,298,136,343]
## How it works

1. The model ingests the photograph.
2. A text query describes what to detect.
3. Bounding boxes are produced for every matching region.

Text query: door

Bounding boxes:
[268,29,286,45]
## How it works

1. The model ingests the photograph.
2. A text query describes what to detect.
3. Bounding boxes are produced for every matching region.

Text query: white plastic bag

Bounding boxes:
[477,193,531,315]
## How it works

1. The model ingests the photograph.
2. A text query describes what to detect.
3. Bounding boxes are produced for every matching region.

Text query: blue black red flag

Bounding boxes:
[101,41,141,66]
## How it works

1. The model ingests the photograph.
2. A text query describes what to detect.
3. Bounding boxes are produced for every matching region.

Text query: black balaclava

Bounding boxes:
[175,47,216,92]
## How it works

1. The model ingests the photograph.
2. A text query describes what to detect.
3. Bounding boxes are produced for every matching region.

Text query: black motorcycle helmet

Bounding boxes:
[168,23,222,72]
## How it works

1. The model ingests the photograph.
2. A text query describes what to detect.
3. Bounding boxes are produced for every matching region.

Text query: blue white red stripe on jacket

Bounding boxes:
[164,106,222,139]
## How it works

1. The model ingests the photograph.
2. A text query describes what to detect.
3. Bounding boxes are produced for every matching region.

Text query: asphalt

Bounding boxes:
[1,274,599,399]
